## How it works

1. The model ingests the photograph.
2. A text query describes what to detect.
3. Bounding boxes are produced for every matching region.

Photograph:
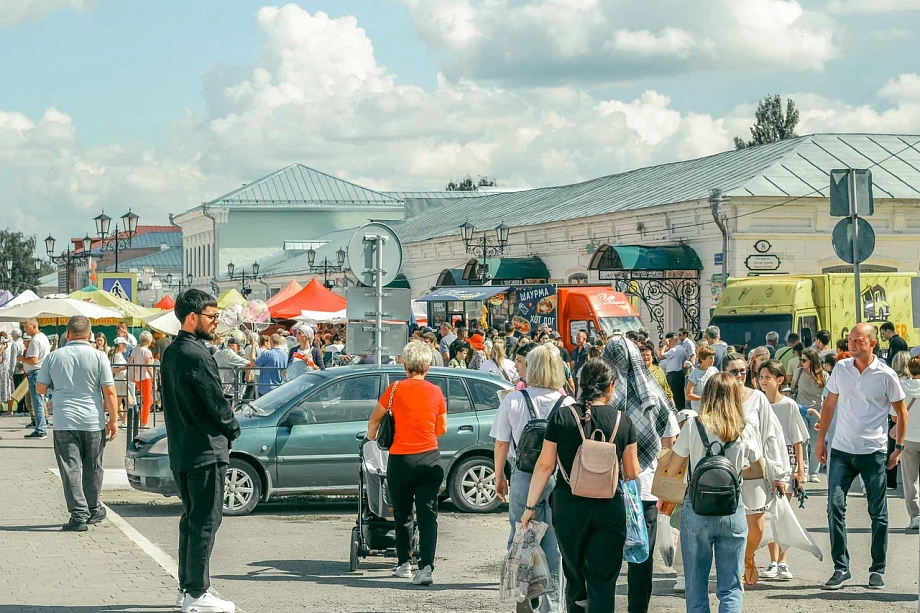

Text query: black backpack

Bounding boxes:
[514,390,566,473]
[688,419,742,517]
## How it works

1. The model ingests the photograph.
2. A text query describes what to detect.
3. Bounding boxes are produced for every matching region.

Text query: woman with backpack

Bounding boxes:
[723,352,791,585]
[664,372,761,613]
[492,344,573,612]
[520,358,640,613]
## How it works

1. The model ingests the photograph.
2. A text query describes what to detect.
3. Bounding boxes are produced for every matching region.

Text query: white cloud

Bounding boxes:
[828,0,920,14]
[0,0,93,26]
[397,0,839,84]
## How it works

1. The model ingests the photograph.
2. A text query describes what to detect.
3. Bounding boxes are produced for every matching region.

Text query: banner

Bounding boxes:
[508,284,557,335]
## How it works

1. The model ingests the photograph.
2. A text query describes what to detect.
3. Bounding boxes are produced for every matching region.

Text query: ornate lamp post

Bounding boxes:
[459,221,510,282]
[44,233,93,292]
[164,272,194,292]
[93,209,140,273]
[227,262,262,297]
[306,247,347,289]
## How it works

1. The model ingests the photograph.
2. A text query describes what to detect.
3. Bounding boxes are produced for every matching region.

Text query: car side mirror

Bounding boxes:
[282,409,309,428]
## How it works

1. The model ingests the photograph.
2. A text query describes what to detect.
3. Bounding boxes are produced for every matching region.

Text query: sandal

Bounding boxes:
[744,557,759,585]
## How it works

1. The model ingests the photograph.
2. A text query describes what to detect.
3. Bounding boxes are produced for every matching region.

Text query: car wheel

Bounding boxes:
[349,526,360,572]
[223,458,261,516]
[448,456,501,513]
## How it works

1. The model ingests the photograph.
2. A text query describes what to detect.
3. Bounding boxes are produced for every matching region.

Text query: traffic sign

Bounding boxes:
[346,288,411,321]
[830,169,874,217]
[832,217,875,264]
[98,273,137,303]
[345,322,408,357]
[347,223,403,288]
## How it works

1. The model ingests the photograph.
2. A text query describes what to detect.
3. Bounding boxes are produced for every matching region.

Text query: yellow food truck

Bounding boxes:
[709,273,919,353]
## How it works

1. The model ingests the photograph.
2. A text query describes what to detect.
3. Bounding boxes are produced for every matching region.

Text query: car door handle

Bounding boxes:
[356,432,366,440]
[457,425,474,434]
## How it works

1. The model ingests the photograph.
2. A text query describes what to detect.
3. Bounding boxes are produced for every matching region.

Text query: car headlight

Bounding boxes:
[148,438,169,455]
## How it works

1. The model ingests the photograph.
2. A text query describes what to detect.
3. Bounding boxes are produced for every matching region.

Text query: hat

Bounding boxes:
[548,331,562,340]
[295,324,315,339]
[469,333,486,351]
[227,337,240,346]
[676,409,698,423]
[114,337,129,346]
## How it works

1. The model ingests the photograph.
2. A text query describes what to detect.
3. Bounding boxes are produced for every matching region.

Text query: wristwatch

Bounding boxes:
[895,443,905,451]
[525,505,536,512]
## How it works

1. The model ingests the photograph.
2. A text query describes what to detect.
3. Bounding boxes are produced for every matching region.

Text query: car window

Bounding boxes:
[248,373,323,415]
[466,378,503,412]
[448,378,474,414]
[291,375,381,424]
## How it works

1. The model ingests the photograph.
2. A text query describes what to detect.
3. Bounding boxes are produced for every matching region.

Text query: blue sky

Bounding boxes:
[1,0,919,243]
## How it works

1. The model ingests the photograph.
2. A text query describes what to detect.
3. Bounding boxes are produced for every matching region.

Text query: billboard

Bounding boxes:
[98,273,138,304]
[508,284,557,335]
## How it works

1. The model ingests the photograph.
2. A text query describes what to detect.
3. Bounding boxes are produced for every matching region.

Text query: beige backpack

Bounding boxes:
[557,405,621,499]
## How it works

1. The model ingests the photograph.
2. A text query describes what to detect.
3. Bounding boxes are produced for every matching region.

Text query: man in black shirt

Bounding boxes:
[161,289,240,613]
[549,331,570,363]
[449,327,472,361]
[570,329,589,377]
[881,321,909,365]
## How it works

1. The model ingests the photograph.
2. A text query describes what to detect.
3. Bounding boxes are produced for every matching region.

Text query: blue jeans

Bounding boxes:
[827,449,888,574]
[681,496,747,613]
[508,466,562,613]
[27,370,46,435]
[803,413,820,475]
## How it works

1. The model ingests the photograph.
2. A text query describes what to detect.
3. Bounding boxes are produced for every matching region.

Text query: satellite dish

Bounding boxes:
[347,223,403,288]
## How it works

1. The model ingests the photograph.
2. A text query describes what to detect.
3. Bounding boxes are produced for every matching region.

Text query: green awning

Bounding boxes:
[435,269,472,286]
[461,257,550,282]
[588,244,702,271]
[357,273,410,289]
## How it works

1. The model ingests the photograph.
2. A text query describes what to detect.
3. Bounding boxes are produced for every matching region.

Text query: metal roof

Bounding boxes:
[241,228,359,279]
[101,246,183,272]
[206,164,404,208]
[383,191,488,199]
[393,133,920,244]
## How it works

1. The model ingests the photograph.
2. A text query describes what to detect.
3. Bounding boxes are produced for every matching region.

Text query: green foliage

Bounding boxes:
[734,95,800,150]
[446,175,498,191]
[0,229,42,293]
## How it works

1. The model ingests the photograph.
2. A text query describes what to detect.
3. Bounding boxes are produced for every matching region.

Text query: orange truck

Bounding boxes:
[556,286,642,351]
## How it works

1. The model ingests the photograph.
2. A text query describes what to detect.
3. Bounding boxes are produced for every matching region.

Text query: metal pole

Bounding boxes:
[848,169,862,323]
[375,236,384,366]
[114,235,119,273]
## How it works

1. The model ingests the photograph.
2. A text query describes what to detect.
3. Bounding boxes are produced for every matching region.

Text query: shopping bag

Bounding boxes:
[623,480,650,564]
[656,513,679,568]
[499,521,556,604]
[758,494,823,561]
[651,449,687,504]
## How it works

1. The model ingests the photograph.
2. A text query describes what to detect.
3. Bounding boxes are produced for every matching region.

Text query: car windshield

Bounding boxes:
[708,314,793,353]
[245,373,324,416]
[598,316,642,335]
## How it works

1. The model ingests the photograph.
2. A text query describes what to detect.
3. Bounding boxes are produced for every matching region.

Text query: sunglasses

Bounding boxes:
[729,368,748,376]
[196,312,220,321]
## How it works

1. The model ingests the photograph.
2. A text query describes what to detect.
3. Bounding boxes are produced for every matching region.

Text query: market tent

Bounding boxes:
[144,310,180,336]
[154,295,175,310]
[293,308,347,324]
[0,290,13,308]
[217,288,248,309]
[0,297,122,322]
[270,278,347,320]
[1,290,40,309]
[69,289,161,326]
[265,280,303,308]
[79,285,100,293]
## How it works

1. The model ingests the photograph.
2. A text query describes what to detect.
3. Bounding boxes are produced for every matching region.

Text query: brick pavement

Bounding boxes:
[0,414,177,613]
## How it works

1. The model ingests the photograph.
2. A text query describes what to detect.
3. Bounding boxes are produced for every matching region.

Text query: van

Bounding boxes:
[557,286,642,351]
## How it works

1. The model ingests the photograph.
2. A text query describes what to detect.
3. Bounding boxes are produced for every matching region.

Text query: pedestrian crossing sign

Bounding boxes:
[98,273,137,304]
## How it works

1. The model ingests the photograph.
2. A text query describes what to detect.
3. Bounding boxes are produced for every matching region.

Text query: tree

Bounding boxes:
[446,174,497,191]
[0,229,42,293]
[734,95,800,150]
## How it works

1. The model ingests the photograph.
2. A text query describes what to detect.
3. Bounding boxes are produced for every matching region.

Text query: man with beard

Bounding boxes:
[161,289,240,613]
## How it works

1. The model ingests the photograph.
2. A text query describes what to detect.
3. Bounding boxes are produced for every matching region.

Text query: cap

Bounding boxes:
[227,337,240,346]
[548,331,562,340]
[113,337,129,346]
[469,333,486,351]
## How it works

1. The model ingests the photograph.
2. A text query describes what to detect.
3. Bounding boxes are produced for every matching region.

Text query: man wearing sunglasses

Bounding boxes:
[161,289,240,613]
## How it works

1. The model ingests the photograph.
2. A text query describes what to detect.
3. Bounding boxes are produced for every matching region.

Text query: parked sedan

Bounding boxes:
[125,365,513,515]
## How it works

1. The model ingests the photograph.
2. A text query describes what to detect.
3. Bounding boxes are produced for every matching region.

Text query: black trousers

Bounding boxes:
[552,486,626,613]
[387,450,443,569]
[887,419,899,488]
[666,371,686,411]
[174,462,227,597]
[627,501,658,613]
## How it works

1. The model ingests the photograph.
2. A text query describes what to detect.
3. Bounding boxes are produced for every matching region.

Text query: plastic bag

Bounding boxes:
[758,494,823,561]
[623,480,649,564]
[499,521,556,604]
[656,513,679,568]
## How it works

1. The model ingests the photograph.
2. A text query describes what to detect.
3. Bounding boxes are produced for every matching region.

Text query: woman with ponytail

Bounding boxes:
[521,359,640,613]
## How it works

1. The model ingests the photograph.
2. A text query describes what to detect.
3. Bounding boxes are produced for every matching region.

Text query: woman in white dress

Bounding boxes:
[0,333,11,408]
[722,351,790,585]
[479,338,517,384]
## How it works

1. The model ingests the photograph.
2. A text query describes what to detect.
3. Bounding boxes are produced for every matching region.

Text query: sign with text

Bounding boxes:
[744,255,781,272]
[98,273,137,304]
[508,284,557,335]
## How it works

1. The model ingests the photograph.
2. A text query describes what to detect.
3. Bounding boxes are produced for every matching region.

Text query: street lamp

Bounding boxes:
[93,208,140,272]
[305,247,348,289]
[44,233,93,292]
[164,272,193,291]
[227,262,262,297]
[458,221,511,282]
[4,260,11,280]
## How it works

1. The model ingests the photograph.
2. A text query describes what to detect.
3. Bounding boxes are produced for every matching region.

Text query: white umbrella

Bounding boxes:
[293,308,348,324]
[144,309,181,336]
[0,297,122,322]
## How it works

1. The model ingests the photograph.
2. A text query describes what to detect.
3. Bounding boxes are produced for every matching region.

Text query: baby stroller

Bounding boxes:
[349,438,418,571]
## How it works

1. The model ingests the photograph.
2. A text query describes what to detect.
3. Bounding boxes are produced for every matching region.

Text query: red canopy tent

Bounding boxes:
[270,278,347,320]
[265,280,303,308]
[154,295,175,310]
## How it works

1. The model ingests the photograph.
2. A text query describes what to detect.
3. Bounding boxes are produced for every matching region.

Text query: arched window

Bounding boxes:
[568,273,589,285]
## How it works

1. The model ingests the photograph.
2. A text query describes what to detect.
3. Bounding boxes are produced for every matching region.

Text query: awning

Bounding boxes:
[435,269,472,286]
[415,286,510,302]
[462,257,550,282]
[588,244,702,271]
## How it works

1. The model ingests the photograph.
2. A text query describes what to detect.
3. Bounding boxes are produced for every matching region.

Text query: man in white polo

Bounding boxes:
[817,323,908,591]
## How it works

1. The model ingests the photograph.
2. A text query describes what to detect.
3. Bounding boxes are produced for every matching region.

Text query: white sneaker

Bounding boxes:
[777,563,793,580]
[412,565,433,586]
[673,577,685,593]
[809,474,820,483]
[393,562,414,578]
[175,590,185,608]
[760,562,779,579]
[908,517,920,531]
[181,592,236,613]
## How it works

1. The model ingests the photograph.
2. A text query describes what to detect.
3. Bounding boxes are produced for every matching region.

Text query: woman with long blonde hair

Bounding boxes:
[666,372,758,613]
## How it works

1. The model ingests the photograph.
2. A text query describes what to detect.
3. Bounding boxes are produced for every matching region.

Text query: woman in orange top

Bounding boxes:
[367,340,448,587]
[130,331,155,427]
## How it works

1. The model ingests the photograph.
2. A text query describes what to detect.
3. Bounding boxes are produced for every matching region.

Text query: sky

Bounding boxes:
[1,0,920,250]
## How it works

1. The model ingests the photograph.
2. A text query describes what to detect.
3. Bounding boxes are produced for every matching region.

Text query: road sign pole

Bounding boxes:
[371,234,387,365]
[848,169,862,323]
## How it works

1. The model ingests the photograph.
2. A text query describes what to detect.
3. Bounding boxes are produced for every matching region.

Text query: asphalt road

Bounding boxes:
[103,477,920,613]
